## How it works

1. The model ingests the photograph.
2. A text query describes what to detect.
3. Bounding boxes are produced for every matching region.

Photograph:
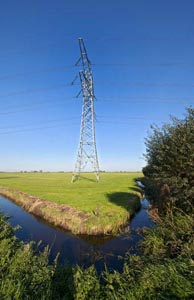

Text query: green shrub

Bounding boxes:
[143,107,194,212]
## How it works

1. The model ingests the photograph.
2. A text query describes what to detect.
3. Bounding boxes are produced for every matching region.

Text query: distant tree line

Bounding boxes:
[20,170,43,173]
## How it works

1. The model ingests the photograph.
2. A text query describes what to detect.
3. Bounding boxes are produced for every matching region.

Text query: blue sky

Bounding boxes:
[0,0,194,172]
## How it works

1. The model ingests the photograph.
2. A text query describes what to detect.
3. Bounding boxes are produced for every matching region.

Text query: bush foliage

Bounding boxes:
[0,214,73,299]
[143,107,194,212]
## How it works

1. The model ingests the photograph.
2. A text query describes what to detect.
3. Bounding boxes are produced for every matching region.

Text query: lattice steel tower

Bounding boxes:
[71,38,100,182]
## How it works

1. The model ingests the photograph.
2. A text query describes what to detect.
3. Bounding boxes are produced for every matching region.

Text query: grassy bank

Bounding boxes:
[0,172,141,235]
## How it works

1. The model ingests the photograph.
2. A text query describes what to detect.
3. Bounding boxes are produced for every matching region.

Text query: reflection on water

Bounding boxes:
[0,195,154,272]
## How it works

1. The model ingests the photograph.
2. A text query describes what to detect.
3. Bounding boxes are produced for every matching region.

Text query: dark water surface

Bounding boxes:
[0,195,154,272]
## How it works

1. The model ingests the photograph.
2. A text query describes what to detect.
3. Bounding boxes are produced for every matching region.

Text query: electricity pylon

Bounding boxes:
[71,38,100,182]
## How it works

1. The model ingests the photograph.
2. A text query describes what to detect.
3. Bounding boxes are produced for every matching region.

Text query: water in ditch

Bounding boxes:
[0,195,154,272]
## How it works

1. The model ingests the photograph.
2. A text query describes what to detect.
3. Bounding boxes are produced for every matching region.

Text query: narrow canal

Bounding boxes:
[0,195,154,272]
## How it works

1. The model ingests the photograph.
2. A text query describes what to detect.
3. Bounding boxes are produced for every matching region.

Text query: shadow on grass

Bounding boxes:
[0,177,19,180]
[106,179,144,214]
[106,192,141,212]
[74,175,97,183]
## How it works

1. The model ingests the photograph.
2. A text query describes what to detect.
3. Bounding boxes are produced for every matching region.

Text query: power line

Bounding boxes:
[1,35,193,57]
[0,104,63,115]
[93,62,194,68]
[1,107,192,135]
[0,95,193,116]
[0,97,77,115]
[1,61,194,82]
[98,115,163,122]
[0,83,77,99]
[1,80,194,101]
[0,117,79,130]
[95,81,194,88]
[1,62,194,82]
[0,108,162,132]
[0,118,169,135]
[1,80,194,102]
[100,96,194,103]
[0,121,79,135]
[0,65,76,81]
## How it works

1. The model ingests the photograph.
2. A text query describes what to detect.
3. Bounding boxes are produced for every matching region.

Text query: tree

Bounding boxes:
[143,107,194,212]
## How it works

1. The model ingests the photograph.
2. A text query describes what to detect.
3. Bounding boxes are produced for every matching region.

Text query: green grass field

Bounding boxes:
[0,172,142,235]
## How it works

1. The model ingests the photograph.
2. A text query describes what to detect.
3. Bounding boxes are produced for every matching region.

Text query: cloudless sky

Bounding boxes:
[0,0,194,172]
